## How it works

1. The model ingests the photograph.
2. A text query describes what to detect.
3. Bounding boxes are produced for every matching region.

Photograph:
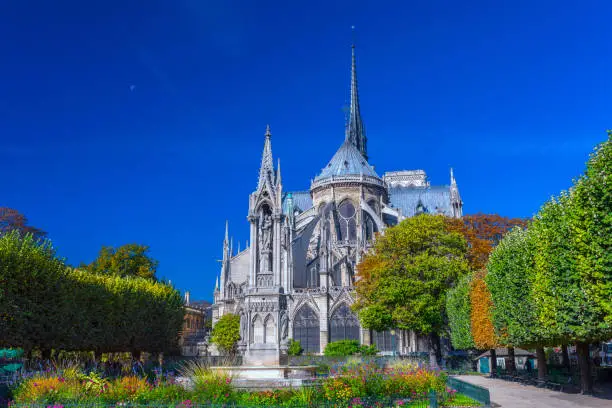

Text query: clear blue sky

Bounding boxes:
[1,1,609,300]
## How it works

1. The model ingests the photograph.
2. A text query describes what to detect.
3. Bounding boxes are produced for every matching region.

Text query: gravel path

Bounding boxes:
[453,375,612,408]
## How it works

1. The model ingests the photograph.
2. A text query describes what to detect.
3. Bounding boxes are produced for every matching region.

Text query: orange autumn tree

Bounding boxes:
[446,214,528,270]
[470,269,496,350]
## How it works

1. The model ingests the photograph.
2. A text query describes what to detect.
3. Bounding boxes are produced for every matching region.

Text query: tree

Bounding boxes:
[487,134,611,392]
[84,244,158,280]
[355,214,470,368]
[446,272,475,350]
[486,227,545,377]
[211,314,240,356]
[566,132,612,393]
[569,131,611,330]
[446,214,527,271]
[0,208,46,240]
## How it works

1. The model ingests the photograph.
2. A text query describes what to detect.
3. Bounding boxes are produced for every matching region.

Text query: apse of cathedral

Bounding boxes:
[212,43,463,364]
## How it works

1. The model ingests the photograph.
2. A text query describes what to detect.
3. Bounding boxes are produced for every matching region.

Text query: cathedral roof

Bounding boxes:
[282,191,313,214]
[314,140,379,181]
[388,185,453,217]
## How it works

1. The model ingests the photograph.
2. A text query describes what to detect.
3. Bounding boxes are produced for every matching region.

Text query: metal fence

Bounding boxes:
[446,377,490,407]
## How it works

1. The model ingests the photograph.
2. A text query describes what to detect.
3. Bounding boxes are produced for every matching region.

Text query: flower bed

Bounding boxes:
[7,364,481,407]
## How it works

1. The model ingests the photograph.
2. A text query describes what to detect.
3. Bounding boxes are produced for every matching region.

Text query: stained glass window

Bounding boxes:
[338,201,357,241]
[293,306,320,353]
[330,303,360,342]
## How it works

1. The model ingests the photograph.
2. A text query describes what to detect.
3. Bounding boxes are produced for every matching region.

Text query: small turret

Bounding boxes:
[449,168,463,218]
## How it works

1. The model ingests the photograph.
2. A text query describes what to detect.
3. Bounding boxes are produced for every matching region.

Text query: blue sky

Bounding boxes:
[0,1,609,300]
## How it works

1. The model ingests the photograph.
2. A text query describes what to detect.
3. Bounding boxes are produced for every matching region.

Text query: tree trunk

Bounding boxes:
[576,342,593,394]
[536,347,547,380]
[41,348,51,361]
[428,333,441,369]
[131,350,141,362]
[562,344,571,371]
[507,347,516,375]
[490,349,497,377]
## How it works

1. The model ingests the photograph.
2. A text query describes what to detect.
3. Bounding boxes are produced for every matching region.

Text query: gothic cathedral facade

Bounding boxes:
[212,44,463,364]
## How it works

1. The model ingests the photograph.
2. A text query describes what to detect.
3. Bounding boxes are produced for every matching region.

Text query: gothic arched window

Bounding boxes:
[252,315,264,344]
[364,212,378,241]
[293,305,320,353]
[337,201,357,242]
[330,303,360,343]
[264,315,275,344]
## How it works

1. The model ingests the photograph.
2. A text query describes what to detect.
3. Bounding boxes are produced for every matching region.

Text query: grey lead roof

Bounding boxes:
[388,185,452,217]
[282,191,313,214]
[314,141,379,181]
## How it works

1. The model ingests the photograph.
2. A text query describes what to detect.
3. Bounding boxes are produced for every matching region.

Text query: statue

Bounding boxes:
[260,214,272,250]
[280,312,289,342]
[258,214,273,274]
[240,313,247,343]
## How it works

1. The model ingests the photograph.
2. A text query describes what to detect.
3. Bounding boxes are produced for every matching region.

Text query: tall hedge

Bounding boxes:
[0,231,184,354]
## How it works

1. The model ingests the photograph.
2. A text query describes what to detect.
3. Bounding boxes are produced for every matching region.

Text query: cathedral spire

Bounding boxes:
[276,158,282,186]
[346,28,368,161]
[257,125,275,190]
[223,220,230,262]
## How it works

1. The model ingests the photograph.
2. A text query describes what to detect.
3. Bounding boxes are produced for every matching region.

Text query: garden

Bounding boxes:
[2,355,483,407]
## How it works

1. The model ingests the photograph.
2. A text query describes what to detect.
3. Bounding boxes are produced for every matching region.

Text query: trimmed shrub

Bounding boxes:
[287,339,303,356]
[324,340,361,357]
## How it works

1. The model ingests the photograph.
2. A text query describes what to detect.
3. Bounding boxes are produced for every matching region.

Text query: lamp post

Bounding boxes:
[390,330,397,357]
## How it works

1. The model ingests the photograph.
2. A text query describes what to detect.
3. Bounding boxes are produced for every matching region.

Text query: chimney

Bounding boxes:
[184,291,191,305]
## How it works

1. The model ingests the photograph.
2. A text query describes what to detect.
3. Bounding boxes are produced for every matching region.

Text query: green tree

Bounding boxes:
[355,214,470,368]
[446,272,474,350]
[569,131,611,329]
[211,314,240,356]
[486,227,543,367]
[84,243,158,280]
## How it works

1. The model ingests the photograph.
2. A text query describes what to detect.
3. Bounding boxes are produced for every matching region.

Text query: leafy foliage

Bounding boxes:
[469,269,497,349]
[568,131,611,329]
[485,133,611,393]
[83,243,159,281]
[446,214,527,270]
[486,227,539,347]
[0,207,46,240]
[0,231,184,353]
[323,340,361,357]
[11,365,463,407]
[355,214,469,336]
[287,339,303,356]
[446,273,474,349]
[210,314,240,356]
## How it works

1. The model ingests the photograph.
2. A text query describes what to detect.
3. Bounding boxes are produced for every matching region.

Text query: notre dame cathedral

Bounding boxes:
[212,43,462,365]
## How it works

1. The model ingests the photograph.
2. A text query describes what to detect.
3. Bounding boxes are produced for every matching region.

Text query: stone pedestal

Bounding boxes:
[243,344,287,366]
